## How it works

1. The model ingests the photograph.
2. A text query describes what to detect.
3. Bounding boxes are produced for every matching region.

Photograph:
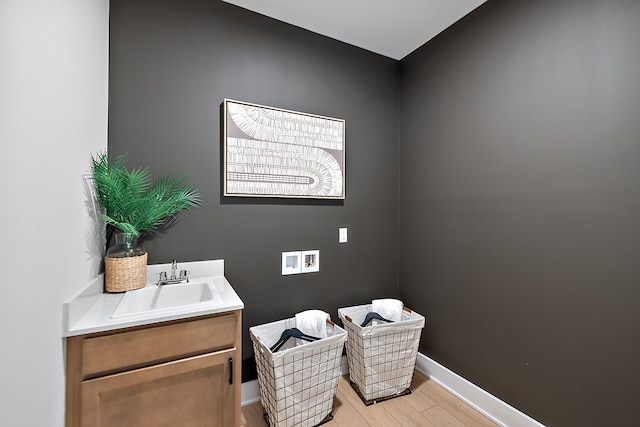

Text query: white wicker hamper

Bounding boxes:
[338,304,425,403]
[249,318,347,427]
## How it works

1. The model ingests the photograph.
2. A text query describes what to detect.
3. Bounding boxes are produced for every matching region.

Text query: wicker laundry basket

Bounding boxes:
[338,304,425,404]
[250,317,347,427]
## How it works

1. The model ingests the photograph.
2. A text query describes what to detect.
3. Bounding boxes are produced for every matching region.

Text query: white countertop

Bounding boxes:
[63,259,244,337]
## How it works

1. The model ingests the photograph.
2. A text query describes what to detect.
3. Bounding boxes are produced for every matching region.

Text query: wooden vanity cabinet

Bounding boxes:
[65,311,242,427]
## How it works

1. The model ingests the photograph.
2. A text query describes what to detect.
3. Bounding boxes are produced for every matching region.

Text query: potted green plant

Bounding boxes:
[91,152,201,292]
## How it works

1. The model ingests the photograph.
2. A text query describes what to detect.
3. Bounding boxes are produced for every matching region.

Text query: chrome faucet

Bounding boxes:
[157,260,190,285]
[170,259,178,280]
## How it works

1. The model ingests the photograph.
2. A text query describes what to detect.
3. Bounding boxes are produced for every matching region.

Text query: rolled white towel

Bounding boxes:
[295,309,330,338]
[372,298,403,322]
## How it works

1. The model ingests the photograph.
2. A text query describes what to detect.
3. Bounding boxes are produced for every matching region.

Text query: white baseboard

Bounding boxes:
[242,352,545,427]
[241,380,262,406]
[414,353,545,427]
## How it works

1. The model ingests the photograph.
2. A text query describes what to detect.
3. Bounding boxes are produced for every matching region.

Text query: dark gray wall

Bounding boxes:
[110,0,640,423]
[108,0,399,380]
[399,0,640,425]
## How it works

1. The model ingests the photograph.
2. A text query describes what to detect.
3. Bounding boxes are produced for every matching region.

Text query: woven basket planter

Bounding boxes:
[104,253,147,293]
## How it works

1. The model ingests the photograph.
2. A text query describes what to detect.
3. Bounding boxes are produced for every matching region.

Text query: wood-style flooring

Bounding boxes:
[241,371,499,426]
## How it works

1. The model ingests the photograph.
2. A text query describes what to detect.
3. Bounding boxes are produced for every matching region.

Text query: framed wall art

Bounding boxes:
[223,99,345,199]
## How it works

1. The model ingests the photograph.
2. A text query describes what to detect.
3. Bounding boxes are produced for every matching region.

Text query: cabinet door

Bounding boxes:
[81,349,235,427]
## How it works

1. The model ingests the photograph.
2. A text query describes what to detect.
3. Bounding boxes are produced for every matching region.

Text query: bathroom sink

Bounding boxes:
[111,278,224,319]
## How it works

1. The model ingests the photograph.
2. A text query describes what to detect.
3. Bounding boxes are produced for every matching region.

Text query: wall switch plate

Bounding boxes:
[339,227,348,243]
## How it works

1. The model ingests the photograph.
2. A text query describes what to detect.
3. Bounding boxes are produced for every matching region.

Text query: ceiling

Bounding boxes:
[221,0,488,60]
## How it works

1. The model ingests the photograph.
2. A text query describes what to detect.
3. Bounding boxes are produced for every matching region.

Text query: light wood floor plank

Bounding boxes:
[332,385,371,426]
[406,373,438,412]
[241,371,497,427]
[336,376,400,427]
[382,397,437,427]
[422,405,468,427]
[239,399,267,426]
[421,378,499,427]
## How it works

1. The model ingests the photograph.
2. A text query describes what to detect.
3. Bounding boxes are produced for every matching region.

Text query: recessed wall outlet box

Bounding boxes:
[282,251,302,275]
[301,250,320,273]
[339,228,348,243]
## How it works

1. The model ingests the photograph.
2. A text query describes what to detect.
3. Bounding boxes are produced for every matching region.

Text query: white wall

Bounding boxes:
[0,1,109,425]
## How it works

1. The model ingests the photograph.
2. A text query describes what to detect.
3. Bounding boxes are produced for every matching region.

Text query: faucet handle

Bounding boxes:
[179,269,189,281]
[157,271,168,285]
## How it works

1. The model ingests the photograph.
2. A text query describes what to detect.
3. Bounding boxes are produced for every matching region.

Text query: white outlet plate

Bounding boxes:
[339,227,348,243]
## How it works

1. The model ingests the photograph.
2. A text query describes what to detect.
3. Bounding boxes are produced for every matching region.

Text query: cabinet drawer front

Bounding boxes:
[82,314,237,378]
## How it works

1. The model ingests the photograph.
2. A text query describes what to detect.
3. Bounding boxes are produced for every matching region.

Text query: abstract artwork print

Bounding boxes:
[223,99,345,199]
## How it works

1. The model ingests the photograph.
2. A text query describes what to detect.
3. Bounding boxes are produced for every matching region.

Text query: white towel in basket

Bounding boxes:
[372,299,404,322]
[295,309,330,338]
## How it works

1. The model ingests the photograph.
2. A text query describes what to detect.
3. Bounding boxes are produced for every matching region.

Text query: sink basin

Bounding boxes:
[111,278,224,319]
